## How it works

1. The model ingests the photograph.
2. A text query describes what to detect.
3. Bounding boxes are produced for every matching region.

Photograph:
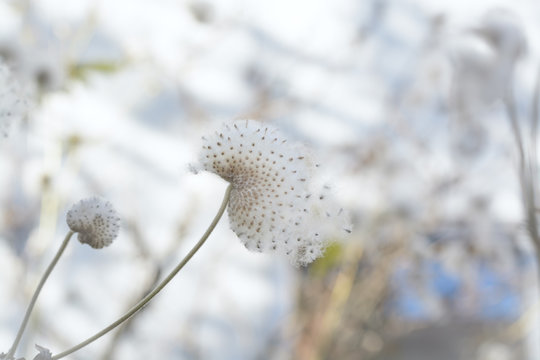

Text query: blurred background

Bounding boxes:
[1,0,540,359]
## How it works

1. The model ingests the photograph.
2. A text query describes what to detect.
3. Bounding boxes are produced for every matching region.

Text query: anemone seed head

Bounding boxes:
[198,120,351,266]
[66,196,120,249]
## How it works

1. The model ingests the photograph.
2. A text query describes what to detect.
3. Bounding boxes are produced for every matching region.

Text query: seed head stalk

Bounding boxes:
[6,231,75,359]
[52,185,232,360]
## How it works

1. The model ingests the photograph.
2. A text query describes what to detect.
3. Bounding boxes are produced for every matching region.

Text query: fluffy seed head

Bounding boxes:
[66,196,120,249]
[0,63,26,137]
[197,120,351,266]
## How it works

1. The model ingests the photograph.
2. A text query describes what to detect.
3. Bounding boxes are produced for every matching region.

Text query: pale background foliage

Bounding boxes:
[1,0,540,359]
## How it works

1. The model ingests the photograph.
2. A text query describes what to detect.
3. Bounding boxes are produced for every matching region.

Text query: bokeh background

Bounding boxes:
[1,0,540,359]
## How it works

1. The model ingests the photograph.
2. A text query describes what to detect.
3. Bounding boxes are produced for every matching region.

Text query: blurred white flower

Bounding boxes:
[32,345,51,360]
[66,196,120,249]
[0,62,26,137]
[196,120,351,266]
[0,9,67,95]
[477,9,527,62]
[0,36,24,68]
[449,9,526,113]
[23,49,66,93]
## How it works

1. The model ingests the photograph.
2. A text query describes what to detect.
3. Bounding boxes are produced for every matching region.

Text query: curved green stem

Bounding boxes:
[6,231,75,359]
[52,185,232,360]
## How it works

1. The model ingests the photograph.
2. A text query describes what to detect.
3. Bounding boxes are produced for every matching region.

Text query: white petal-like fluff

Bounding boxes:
[198,120,351,266]
[66,197,120,249]
[32,345,52,360]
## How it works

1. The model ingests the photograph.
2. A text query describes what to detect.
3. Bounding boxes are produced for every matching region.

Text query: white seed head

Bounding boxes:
[66,196,120,249]
[32,345,51,360]
[198,120,351,266]
[0,62,26,138]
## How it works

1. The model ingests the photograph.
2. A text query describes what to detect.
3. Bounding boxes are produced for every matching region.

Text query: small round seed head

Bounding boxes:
[198,120,351,266]
[32,345,51,360]
[66,196,120,249]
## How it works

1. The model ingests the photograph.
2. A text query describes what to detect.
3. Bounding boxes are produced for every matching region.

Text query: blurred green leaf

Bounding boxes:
[310,241,345,276]
[69,61,125,81]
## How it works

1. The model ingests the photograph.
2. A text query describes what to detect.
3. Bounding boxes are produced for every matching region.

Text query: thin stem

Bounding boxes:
[52,184,232,360]
[6,231,75,359]
[504,94,526,171]
[530,64,540,171]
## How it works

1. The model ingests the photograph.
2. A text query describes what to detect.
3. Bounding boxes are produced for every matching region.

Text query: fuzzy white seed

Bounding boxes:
[197,120,351,266]
[32,345,51,360]
[66,197,120,249]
